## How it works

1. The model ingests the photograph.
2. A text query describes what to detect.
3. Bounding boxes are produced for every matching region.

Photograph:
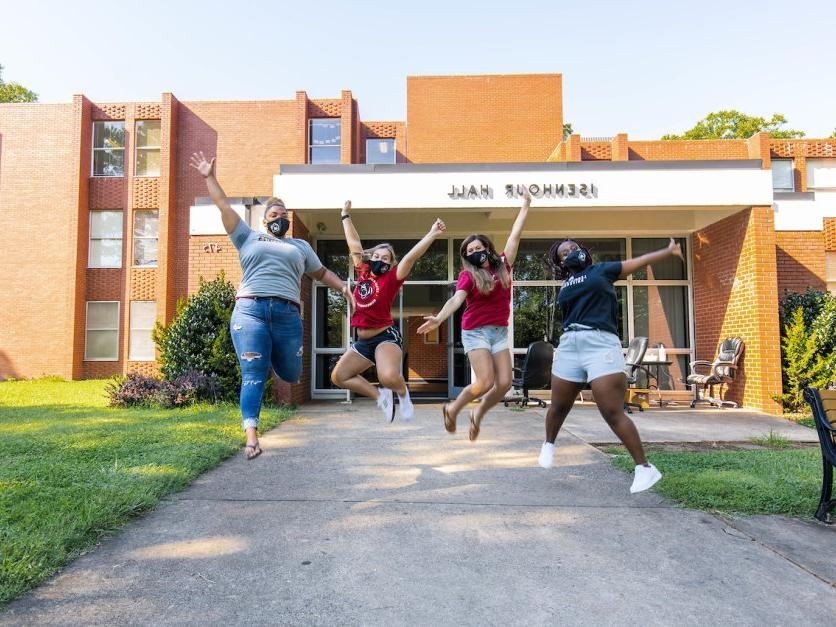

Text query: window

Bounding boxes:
[89,210,123,268]
[366,138,395,164]
[772,159,794,191]
[85,302,119,360]
[135,120,161,176]
[92,121,125,176]
[807,159,836,190]
[133,210,159,267]
[129,301,156,361]
[309,118,341,164]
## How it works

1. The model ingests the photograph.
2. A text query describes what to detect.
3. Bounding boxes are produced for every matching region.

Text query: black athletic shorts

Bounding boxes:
[351,326,403,363]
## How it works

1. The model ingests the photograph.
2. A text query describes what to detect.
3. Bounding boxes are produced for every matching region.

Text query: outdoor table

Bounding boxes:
[640,359,673,406]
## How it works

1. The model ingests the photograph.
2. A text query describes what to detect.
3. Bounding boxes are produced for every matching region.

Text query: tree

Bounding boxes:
[563,122,573,140]
[830,128,836,139]
[0,64,38,103]
[662,110,803,140]
[774,307,833,411]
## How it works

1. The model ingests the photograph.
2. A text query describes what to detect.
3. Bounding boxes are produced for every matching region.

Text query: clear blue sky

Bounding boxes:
[2,0,835,138]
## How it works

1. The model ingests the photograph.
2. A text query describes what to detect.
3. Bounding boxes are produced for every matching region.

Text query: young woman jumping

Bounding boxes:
[330,201,447,422]
[190,152,353,460]
[418,189,531,440]
[539,237,684,493]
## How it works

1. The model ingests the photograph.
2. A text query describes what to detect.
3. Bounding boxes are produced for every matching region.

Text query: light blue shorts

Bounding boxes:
[462,325,509,354]
[552,328,625,383]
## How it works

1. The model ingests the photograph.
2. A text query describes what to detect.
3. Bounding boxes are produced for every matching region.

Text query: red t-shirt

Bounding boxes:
[456,254,512,330]
[351,263,405,329]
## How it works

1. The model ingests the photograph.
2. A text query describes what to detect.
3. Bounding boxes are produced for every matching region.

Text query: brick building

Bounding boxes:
[1,73,834,413]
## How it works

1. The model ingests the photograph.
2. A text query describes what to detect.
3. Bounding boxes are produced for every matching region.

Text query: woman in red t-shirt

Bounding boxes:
[418,189,532,440]
[331,201,447,422]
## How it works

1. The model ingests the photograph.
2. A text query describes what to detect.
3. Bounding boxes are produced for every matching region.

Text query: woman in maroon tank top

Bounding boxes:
[418,189,532,440]
[331,201,447,422]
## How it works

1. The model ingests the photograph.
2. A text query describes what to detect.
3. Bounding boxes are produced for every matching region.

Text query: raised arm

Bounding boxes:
[340,200,364,267]
[396,218,447,281]
[416,290,467,334]
[502,187,532,267]
[189,152,241,235]
[619,238,684,279]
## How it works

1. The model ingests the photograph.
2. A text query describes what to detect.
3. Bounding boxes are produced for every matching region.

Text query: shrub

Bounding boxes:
[106,371,221,408]
[773,307,833,411]
[779,288,832,330]
[153,274,240,401]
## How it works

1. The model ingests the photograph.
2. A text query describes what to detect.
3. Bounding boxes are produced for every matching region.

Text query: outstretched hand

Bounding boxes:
[667,238,684,260]
[342,200,351,216]
[430,218,447,237]
[189,152,215,178]
[520,186,532,206]
[417,316,440,335]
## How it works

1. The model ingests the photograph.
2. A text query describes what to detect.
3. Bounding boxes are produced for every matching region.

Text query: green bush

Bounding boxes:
[774,306,834,411]
[779,288,832,330]
[153,275,240,401]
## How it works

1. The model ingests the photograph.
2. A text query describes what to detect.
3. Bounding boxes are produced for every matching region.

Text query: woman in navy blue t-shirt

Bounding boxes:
[539,238,684,494]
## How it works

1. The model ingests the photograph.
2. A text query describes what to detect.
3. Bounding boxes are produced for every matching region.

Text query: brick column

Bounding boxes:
[611,133,629,161]
[692,207,783,413]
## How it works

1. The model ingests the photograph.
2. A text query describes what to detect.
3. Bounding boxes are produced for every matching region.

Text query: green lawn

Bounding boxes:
[607,444,822,517]
[0,378,291,607]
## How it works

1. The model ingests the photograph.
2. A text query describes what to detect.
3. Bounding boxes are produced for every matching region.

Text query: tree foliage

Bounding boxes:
[662,110,804,140]
[563,122,573,140]
[0,64,38,103]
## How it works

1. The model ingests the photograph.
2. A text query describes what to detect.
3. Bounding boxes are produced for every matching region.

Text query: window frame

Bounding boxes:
[771,159,795,192]
[85,301,120,361]
[88,209,124,268]
[308,118,342,164]
[132,209,159,268]
[134,120,161,177]
[365,138,396,164]
[91,121,126,177]
[128,300,157,361]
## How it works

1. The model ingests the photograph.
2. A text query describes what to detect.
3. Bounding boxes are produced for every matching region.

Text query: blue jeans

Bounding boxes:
[230,297,303,430]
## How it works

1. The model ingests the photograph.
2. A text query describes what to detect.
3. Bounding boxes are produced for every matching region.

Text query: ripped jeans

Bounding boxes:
[230,297,303,430]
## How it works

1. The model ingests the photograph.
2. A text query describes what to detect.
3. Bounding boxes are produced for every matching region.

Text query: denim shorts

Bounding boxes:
[461,325,509,354]
[351,326,403,363]
[552,328,625,383]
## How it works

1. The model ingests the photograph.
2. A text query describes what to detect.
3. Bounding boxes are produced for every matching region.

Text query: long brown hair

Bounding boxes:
[460,235,511,295]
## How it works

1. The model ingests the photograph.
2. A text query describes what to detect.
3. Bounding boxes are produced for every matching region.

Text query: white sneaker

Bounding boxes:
[538,441,556,469]
[397,388,414,421]
[376,387,395,423]
[630,463,662,493]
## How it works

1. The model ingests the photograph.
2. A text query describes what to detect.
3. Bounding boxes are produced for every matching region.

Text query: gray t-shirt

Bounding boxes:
[229,221,323,303]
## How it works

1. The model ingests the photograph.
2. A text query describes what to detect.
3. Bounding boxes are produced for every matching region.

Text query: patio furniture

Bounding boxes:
[684,337,744,408]
[624,336,649,414]
[504,340,554,408]
[802,388,836,523]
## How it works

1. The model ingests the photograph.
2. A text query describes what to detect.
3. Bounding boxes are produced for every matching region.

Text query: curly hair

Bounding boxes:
[547,239,592,280]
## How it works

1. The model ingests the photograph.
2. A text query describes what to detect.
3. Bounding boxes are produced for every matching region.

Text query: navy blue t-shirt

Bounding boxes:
[557,261,623,335]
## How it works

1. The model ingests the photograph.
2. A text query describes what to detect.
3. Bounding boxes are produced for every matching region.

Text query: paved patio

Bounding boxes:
[1,401,831,625]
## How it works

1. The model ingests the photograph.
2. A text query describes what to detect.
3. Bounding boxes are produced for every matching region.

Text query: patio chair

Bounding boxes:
[685,337,744,408]
[802,388,836,523]
[504,340,554,408]
[623,336,649,414]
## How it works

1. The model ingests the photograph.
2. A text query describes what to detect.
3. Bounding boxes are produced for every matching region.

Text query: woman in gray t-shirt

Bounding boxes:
[190,152,353,460]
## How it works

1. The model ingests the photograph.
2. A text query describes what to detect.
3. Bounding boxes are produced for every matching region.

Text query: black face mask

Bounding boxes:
[465,250,488,267]
[266,217,290,238]
[563,249,589,273]
[369,259,391,276]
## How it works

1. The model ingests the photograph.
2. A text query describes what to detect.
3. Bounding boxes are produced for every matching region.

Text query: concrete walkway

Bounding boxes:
[2,403,833,625]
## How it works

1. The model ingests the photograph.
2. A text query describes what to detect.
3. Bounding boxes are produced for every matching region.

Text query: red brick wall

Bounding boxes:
[172,100,304,308]
[0,103,79,380]
[406,74,563,163]
[824,218,836,252]
[693,207,782,413]
[405,318,447,380]
[775,231,826,297]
